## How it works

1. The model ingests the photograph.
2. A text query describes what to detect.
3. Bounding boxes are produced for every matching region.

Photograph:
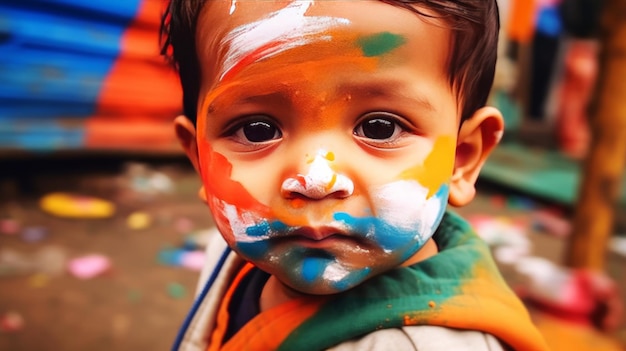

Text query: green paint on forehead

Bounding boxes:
[357,32,406,57]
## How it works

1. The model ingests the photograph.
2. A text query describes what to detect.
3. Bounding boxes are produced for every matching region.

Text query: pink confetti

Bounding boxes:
[67,254,111,279]
[180,251,205,271]
[0,219,20,235]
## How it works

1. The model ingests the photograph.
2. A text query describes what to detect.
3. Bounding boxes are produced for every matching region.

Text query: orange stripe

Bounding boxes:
[206,262,327,351]
[207,263,255,351]
[507,0,537,43]
[403,265,550,351]
[93,0,182,121]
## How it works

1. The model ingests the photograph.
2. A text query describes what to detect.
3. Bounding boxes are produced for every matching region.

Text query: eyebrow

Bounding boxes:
[336,81,436,112]
[230,90,291,106]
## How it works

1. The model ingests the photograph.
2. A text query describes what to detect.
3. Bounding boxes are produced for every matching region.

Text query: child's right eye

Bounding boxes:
[228,117,283,144]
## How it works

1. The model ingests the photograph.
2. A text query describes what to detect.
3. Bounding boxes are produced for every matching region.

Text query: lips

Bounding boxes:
[290,226,346,241]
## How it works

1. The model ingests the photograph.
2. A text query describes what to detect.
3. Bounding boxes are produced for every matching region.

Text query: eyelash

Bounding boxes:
[353,112,410,147]
[223,115,282,144]
[221,111,411,150]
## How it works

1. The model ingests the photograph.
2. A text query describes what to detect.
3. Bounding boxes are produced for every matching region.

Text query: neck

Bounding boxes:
[260,275,305,312]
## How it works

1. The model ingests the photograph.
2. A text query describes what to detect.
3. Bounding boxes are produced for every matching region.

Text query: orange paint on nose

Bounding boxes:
[325,173,337,191]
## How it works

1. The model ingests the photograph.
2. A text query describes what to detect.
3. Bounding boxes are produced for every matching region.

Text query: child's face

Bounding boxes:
[195,0,459,294]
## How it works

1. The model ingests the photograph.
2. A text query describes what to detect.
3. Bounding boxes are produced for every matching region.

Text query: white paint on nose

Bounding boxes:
[281,150,354,199]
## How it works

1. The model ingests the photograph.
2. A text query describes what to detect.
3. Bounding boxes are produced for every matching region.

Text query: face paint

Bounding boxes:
[281,149,354,200]
[196,0,459,294]
[199,139,452,294]
[219,1,350,81]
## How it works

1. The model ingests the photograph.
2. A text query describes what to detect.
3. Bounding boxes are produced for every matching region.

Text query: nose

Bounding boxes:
[281,150,354,200]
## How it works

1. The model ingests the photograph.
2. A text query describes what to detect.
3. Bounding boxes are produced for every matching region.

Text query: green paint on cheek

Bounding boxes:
[357,32,406,57]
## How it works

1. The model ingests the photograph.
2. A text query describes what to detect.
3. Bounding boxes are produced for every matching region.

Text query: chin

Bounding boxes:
[278,265,374,296]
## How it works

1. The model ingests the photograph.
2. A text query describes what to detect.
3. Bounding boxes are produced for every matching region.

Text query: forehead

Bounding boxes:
[195,0,452,87]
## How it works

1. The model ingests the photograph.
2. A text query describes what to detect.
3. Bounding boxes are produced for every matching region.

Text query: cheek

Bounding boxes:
[362,181,449,255]
[196,140,275,241]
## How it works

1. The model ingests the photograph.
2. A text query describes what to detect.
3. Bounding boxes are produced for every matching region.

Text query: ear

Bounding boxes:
[448,107,504,207]
[174,115,208,204]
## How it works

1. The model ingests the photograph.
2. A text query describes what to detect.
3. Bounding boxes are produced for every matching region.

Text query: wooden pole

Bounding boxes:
[565,0,626,270]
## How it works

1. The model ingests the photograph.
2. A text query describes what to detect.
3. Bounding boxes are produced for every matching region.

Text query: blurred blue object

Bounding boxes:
[0,0,142,151]
[536,5,563,37]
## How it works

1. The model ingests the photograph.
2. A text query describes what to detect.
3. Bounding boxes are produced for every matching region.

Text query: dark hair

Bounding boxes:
[161,0,500,124]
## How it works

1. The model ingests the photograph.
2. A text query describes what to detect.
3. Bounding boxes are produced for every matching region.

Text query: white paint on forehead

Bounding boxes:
[219,0,350,80]
[229,0,237,15]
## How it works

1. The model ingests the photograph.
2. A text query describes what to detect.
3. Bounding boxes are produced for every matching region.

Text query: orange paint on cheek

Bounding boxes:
[197,139,271,217]
[399,136,456,198]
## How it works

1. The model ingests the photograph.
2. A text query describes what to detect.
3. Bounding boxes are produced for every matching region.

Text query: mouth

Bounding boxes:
[271,226,365,249]
[291,226,346,241]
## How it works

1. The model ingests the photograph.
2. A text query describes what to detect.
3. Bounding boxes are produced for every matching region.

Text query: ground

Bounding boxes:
[0,154,624,351]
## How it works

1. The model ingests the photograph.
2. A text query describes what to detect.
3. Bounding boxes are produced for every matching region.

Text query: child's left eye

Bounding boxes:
[353,112,405,143]
[229,117,282,144]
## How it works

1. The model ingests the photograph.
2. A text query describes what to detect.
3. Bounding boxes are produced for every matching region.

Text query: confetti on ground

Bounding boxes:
[531,210,572,237]
[0,311,24,333]
[35,246,67,276]
[158,248,204,271]
[39,192,115,219]
[167,282,186,299]
[21,226,48,243]
[0,219,20,235]
[67,254,111,279]
[174,217,194,234]
[126,212,152,230]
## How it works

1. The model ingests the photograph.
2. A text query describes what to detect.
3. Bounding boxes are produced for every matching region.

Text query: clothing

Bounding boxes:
[173,211,549,351]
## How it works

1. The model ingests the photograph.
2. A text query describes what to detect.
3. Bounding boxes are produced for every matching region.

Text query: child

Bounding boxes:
[161,0,549,350]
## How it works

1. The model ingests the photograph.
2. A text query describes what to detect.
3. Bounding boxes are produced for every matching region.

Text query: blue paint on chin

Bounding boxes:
[236,241,269,260]
[301,257,325,283]
[331,267,371,291]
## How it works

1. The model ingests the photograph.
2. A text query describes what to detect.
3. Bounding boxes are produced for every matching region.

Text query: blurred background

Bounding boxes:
[0,0,625,350]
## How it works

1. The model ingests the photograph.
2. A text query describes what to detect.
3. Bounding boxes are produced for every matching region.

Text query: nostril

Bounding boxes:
[281,179,301,198]
[331,188,352,199]
[281,190,300,199]
[281,173,354,200]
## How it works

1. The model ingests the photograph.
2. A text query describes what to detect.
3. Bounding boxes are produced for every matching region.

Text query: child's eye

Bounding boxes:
[353,112,405,143]
[229,117,282,144]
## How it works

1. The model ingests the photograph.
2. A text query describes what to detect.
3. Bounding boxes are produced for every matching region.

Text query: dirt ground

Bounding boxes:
[0,155,624,351]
